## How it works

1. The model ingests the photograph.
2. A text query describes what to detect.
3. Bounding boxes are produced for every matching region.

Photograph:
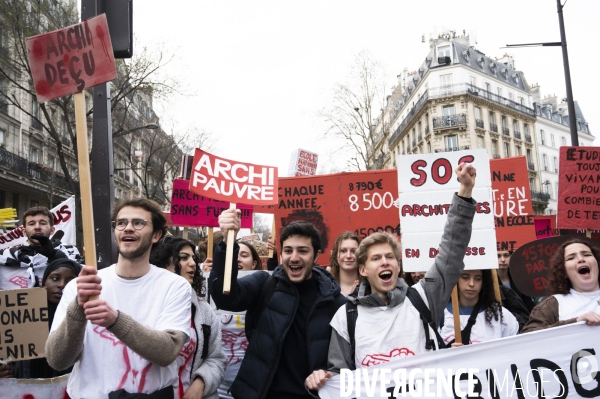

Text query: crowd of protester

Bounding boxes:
[0,162,599,399]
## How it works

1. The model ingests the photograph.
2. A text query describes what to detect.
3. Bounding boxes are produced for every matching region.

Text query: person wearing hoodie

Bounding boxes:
[210,215,345,399]
[305,162,477,391]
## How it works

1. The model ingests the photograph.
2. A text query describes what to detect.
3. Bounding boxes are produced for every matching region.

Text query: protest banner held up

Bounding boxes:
[273,169,399,266]
[509,235,577,297]
[26,14,117,103]
[397,149,496,272]
[190,149,278,206]
[490,156,536,252]
[288,148,318,177]
[558,146,600,230]
[170,179,253,228]
[0,288,49,362]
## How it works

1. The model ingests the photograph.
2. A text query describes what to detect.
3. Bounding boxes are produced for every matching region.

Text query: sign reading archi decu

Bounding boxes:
[0,288,49,361]
[190,149,278,205]
[26,14,117,103]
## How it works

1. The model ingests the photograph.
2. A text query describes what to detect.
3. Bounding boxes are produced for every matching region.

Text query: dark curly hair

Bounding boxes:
[548,238,600,295]
[457,269,504,327]
[150,236,205,297]
[329,231,360,282]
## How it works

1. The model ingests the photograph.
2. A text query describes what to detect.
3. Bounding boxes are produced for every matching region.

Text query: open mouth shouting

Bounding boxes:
[288,264,304,277]
[379,270,393,283]
[578,266,591,276]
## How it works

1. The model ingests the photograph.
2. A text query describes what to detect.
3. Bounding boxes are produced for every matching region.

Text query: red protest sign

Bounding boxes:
[26,14,117,103]
[509,236,575,297]
[490,156,536,252]
[171,179,253,228]
[273,170,399,266]
[534,216,556,239]
[190,149,278,206]
[558,147,600,229]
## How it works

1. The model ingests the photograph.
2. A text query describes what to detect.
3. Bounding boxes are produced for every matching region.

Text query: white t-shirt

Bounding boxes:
[439,304,519,345]
[555,289,600,320]
[217,312,247,399]
[174,314,197,399]
[330,285,436,368]
[50,265,191,399]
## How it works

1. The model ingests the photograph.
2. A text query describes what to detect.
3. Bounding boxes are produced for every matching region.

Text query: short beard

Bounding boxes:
[118,235,153,260]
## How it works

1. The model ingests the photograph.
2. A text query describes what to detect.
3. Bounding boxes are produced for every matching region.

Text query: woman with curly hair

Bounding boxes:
[328,231,361,296]
[522,238,600,332]
[440,269,519,346]
[151,236,226,399]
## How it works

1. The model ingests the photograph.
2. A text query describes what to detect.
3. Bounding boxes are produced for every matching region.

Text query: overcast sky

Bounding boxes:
[133,0,599,176]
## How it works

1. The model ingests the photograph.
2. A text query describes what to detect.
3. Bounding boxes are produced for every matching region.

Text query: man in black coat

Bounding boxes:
[210,209,345,399]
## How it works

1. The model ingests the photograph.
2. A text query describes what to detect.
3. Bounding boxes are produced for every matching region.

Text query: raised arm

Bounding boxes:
[422,163,477,327]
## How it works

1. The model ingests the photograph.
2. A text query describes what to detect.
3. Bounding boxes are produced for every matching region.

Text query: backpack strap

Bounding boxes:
[447,299,481,346]
[345,300,358,370]
[406,287,447,350]
[245,273,277,340]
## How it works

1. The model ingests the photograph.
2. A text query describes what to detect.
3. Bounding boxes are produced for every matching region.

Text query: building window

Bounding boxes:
[515,146,521,156]
[443,105,455,116]
[477,136,484,149]
[470,76,477,86]
[544,182,551,196]
[427,142,431,153]
[445,135,458,150]
[0,128,4,145]
[474,107,481,120]
[489,111,496,126]
[540,130,546,145]
[30,147,39,163]
[554,156,558,172]
[485,82,491,92]
[529,178,535,192]
[492,140,498,157]
[438,45,451,58]
[561,136,567,146]
[509,92,514,101]
[440,74,453,95]
[513,120,518,133]
[497,87,502,97]
[550,134,555,147]
[519,97,524,105]
[504,142,510,157]
[524,124,529,135]
[526,149,533,165]
[543,154,548,171]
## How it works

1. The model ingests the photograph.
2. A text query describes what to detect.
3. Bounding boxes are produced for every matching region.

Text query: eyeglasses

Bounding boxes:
[112,218,149,231]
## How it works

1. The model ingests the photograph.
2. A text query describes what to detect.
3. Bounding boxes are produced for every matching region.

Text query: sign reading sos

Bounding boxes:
[409,155,475,187]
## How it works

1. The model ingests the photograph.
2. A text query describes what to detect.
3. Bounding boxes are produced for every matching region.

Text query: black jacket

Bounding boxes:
[209,241,345,399]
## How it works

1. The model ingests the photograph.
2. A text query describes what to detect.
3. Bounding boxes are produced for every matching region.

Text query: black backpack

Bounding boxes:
[346,286,448,367]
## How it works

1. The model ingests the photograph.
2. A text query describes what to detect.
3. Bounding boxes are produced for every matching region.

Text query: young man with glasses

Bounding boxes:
[46,198,192,399]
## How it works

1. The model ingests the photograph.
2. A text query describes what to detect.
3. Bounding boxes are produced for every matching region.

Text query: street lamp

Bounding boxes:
[113,122,159,138]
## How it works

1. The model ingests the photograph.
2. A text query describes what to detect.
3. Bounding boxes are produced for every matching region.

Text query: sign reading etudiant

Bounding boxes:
[273,170,399,266]
[26,14,117,103]
[0,288,49,362]
[490,156,536,252]
[397,149,496,272]
[288,148,318,177]
[170,179,253,228]
[190,149,278,206]
[558,147,600,229]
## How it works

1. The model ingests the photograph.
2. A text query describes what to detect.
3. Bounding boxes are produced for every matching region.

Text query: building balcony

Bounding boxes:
[32,118,43,131]
[502,127,510,136]
[432,114,467,130]
[531,191,550,203]
[475,119,484,129]
[525,134,532,143]
[434,145,470,153]
[528,162,535,170]
[490,123,498,133]
[514,131,521,140]
[492,153,501,159]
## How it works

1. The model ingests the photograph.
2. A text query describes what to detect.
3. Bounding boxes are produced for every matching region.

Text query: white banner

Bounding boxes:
[397,149,497,272]
[319,322,600,399]
[0,374,69,397]
[0,196,77,250]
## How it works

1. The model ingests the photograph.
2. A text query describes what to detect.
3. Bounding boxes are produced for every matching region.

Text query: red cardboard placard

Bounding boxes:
[490,157,536,252]
[558,146,600,229]
[273,169,399,266]
[190,149,278,206]
[171,179,253,228]
[26,14,117,103]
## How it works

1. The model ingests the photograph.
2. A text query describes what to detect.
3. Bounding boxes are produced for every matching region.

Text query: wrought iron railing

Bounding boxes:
[432,114,467,129]
[528,162,535,170]
[492,153,501,159]
[490,123,498,133]
[502,127,510,136]
[475,119,484,129]
[514,131,521,140]
[434,145,470,153]
[525,134,532,143]
[0,147,72,191]
[531,191,550,203]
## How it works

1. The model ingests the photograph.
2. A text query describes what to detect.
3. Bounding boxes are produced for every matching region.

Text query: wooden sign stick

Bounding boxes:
[74,92,98,298]
[587,229,592,239]
[207,227,214,259]
[451,285,462,345]
[268,217,276,259]
[491,269,502,305]
[223,202,236,294]
[182,227,189,239]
